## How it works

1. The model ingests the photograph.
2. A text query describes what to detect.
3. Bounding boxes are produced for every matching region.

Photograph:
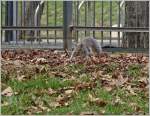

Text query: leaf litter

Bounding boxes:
[1,49,149,115]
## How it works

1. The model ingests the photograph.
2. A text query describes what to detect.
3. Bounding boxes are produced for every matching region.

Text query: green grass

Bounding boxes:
[104,62,119,73]
[1,63,149,115]
[2,78,148,115]
[127,64,142,77]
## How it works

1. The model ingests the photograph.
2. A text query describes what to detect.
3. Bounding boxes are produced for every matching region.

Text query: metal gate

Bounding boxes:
[1,1,149,52]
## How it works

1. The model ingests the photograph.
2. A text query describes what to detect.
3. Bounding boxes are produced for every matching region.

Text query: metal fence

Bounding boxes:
[1,1,149,52]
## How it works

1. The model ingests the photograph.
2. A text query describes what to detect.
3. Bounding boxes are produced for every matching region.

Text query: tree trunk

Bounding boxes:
[122,1,149,48]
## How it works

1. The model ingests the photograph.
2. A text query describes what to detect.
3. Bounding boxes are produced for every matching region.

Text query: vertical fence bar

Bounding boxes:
[1,1,3,43]
[13,1,16,42]
[47,1,49,44]
[73,2,76,41]
[85,2,87,36]
[38,2,41,45]
[16,1,18,44]
[135,2,138,48]
[1,29,3,44]
[118,1,121,47]
[55,1,57,45]
[148,1,150,50]
[93,1,95,38]
[30,1,32,45]
[109,1,112,45]
[122,2,125,48]
[77,1,79,41]
[101,1,103,46]
[20,1,22,43]
[144,2,147,48]
[23,1,25,45]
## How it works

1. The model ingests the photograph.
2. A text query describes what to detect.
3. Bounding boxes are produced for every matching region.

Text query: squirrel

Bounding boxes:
[70,37,103,60]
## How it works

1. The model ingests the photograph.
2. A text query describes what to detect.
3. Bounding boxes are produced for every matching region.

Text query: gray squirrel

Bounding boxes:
[70,37,103,60]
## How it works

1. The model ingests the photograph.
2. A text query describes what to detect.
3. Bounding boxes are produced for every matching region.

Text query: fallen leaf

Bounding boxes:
[88,94,107,107]
[112,96,125,106]
[13,60,25,67]
[103,86,113,92]
[112,71,120,79]
[75,82,96,91]
[99,110,106,115]
[51,71,67,78]
[138,77,148,88]
[64,89,74,95]
[56,95,72,107]
[1,101,9,106]
[126,85,137,96]
[1,87,13,96]
[94,99,107,107]
[17,75,27,81]
[49,101,61,108]
[80,111,98,115]
[115,77,128,86]
[47,88,56,95]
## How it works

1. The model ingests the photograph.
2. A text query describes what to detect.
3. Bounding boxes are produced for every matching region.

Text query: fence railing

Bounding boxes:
[1,1,149,52]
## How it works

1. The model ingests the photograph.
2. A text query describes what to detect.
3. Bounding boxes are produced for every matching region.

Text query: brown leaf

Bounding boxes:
[94,99,107,107]
[141,56,148,63]
[13,60,25,67]
[88,94,107,107]
[47,88,56,95]
[112,96,125,106]
[17,75,27,81]
[35,65,47,73]
[126,85,137,96]
[49,101,61,108]
[80,111,98,115]
[99,110,106,115]
[103,86,113,92]
[51,71,67,78]
[64,89,74,95]
[138,77,148,88]
[115,77,128,86]
[75,82,96,91]
[31,57,48,64]
[1,87,13,96]
[1,101,9,106]
[56,95,72,107]
[112,71,120,79]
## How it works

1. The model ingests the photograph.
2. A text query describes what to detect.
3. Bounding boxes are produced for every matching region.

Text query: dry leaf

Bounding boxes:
[88,94,107,107]
[51,72,67,78]
[49,101,61,108]
[1,87,13,96]
[64,89,73,95]
[80,111,98,115]
[99,110,106,114]
[1,101,9,106]
[103,86,113,92]
[138,77,148,87]
[17,75,27,81]
[112,96,125,106]
[47,88,56,95]
[56,95,71,107]
[126,85,137,96]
